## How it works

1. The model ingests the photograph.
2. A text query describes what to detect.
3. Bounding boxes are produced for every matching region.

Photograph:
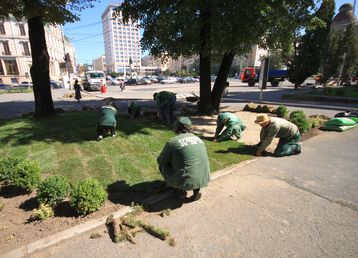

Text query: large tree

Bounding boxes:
[339,24,358,85]
[0,0,96,118]
[119,0,318,113]
[287,0,335,88]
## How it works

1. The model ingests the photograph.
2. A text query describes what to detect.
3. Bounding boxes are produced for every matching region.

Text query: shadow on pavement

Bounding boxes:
[107,180,188,212]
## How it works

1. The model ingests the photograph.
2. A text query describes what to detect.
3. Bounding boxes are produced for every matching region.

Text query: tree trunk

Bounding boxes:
[28,16,55,118]
[198,3,212,114]
[211,51,235,112]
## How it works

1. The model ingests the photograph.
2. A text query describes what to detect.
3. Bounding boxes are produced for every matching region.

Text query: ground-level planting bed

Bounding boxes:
[0,111,253,253]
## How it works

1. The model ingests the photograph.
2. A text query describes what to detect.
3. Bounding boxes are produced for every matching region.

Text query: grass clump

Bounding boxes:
[30,204,54,221]
[37,175,71,207]
[139,221,170,240]
[71,178,107,215]
[289,111,310,134]
[0,200,4,211]
[276,105,289,118]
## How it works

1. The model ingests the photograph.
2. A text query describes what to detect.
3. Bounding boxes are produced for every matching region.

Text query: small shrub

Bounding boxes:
[37,175,71,207]
[276,105,289,118]
[71,178,107,215]
[30,204,54,221]
[289,111,310,133]
[8,159,41,192]
[0,157,21,184]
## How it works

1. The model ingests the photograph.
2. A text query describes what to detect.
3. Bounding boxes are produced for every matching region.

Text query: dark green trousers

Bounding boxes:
[274,132,301,157]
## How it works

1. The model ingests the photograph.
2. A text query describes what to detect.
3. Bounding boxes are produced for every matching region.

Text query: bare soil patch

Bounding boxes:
[0,190,121,254]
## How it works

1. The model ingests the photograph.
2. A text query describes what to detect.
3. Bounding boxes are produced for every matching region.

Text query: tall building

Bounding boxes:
[92,55,106,71]
[331,3,358,33]
[102,3,141,74]
[0,15,76,86]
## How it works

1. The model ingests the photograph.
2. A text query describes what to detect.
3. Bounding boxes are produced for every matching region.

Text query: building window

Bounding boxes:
[2,41,11,55]
[4,60,19,75]
[0,60,4,75]
[0,20,5,35]
[19,24,26,36]
[22,42,30,56]
[11,78,18,84]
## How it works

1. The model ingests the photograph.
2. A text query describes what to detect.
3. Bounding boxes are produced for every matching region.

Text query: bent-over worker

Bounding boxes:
[255,114,301,157]
[157,117,210,201]
[153,91,176,124]
[214,112,246,142]
[97,98,118,141]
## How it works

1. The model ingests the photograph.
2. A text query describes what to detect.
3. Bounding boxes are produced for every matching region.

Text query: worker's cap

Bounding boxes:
[177,116,192,128]
[255,114,270,125]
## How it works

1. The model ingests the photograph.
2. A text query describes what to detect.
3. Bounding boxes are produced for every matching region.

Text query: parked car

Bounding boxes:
[137,78,152,85]
[0,83,12,90]
[125,78,137,85]
[160,77,178,84]
[50,80,62,89]
[18,81,33,87]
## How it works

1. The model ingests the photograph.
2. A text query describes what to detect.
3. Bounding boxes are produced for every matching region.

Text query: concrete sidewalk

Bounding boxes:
[29,130,358,258]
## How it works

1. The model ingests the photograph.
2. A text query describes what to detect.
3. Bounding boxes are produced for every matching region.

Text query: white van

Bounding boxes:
[83,71,106,91]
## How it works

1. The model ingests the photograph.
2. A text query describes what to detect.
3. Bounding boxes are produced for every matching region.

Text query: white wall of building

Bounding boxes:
[102,4,141,74]
[0,16,76,86]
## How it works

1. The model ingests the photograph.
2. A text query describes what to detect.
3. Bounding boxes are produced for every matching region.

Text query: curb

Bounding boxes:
[2,158,257,258]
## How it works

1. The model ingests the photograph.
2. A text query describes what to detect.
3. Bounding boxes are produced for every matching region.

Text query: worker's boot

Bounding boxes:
[190,189,201,201]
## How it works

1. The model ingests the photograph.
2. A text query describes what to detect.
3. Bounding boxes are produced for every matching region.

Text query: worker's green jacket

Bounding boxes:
[157,133,210,190]
[155,91,176,107]
[258,117,299,153]
[98,105,117,127]
[215,112,246,141]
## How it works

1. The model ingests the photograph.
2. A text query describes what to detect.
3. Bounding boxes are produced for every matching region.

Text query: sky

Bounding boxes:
[64,0,357,65]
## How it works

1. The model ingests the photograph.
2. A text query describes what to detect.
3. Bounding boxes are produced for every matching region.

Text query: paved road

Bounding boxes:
[30,129,358,258]
[0,80,357,119]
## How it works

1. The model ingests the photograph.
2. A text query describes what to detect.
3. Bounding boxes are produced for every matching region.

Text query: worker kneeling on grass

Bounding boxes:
[153,91,176,124]
[97,98,118,141]
[157,117,210,202]
[214,112,246,142]
[255,114,301,157]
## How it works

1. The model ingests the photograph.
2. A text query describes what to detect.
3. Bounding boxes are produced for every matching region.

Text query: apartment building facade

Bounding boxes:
[102,4,141,74]
[0,15,76,86]
[92,55,106,71]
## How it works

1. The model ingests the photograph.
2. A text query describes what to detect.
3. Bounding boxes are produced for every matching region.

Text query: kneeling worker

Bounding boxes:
[157,117,210,201]
[255,114,301,157]
[153,91,176,124]
[214,112,246,142]
[97,98,118,141]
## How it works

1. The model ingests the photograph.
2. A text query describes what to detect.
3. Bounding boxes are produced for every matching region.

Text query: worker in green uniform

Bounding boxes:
[214,112,246,142]
[97,98,118,141]
[157,117,210,201]
[255,114,301,157]
[153,91,177,124]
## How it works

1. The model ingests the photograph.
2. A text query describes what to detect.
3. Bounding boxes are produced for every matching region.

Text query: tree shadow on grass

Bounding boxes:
[107,180,185,212]
[0,110,172,147]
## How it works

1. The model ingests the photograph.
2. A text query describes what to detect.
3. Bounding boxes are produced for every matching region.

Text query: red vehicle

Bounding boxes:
[241,66,288,87]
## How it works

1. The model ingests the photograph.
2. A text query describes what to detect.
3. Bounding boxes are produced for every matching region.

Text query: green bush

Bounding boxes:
[289,111,310,133]
[6,159,41,192]
[37,176,71,207]
[276,105,289,118]
[71,178,107,215]
[0,157,21,184]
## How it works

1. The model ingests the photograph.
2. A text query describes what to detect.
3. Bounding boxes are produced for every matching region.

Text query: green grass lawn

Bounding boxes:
[0,111,253,188]
[0,88,33,94]
[311,87,358,98]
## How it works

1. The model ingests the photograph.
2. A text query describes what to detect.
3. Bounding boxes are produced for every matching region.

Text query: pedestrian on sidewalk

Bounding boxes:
[74,79,82,103]
[153,91,176,125]
[96,98,117,141]
[157,117,210,202]
[255,114,301,157]
[214,112,246,142]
